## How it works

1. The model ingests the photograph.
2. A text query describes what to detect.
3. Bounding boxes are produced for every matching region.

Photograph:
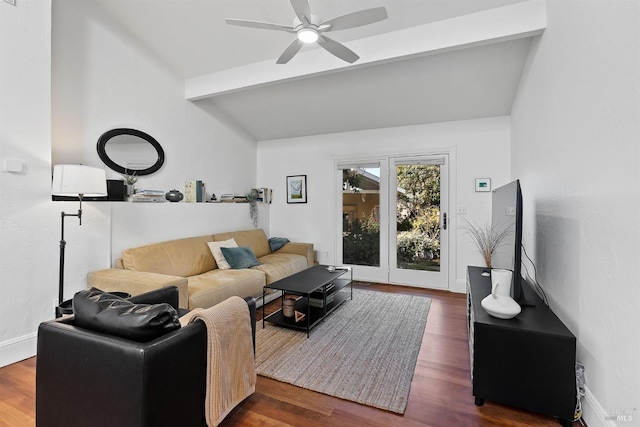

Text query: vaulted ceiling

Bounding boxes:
[89,0,543,141]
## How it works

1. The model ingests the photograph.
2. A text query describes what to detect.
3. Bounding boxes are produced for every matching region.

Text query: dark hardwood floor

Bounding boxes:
[0,283,581,426]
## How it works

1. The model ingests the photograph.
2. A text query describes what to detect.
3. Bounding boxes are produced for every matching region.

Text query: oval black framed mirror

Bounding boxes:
[97,128,165,176]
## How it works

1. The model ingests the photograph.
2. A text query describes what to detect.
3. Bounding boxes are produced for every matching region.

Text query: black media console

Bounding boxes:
[466,266,576,426]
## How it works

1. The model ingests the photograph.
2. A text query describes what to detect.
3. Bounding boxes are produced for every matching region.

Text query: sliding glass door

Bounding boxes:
[337,154,449,289]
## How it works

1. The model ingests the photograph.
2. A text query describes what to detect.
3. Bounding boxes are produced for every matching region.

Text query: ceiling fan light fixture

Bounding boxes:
[226,2,388,63]
[297,28,319,44]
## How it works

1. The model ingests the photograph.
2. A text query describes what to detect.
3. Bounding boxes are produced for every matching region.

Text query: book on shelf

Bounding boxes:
[256,188,272,204]
[132,190,165,203]
[135,189,164,196]
[131,189,165,202]
[310,283,334,298]
[219,194,250,203]
[309,293,335,308]
[185,180,204,202]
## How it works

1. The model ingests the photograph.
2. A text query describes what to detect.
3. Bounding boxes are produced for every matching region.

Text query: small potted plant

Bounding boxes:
[462,219,513,268]
[122,171,138,198]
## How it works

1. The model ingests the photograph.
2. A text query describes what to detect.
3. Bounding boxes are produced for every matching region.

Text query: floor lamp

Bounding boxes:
[51,164,107,318]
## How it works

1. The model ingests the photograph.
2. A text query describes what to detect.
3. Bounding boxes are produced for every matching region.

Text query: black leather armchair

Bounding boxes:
[36,287,256,427]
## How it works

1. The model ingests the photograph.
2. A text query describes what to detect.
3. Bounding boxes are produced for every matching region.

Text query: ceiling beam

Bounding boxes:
[185,0,545,101]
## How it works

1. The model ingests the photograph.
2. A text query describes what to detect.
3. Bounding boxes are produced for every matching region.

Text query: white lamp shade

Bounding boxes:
[52,165,107,197]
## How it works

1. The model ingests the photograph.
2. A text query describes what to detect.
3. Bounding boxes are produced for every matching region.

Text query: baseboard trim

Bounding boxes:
[0,332,37,368]
[580,385,618,427]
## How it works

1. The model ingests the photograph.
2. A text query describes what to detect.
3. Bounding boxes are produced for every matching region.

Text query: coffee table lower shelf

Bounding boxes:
[264,291,351,335]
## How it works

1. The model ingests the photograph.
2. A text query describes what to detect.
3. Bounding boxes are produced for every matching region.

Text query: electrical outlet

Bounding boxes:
[457,207,467,214]
[4,0,17,6]
[324,251,329,260]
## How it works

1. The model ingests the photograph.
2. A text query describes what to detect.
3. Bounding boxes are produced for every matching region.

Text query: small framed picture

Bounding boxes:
[475,178,491,192]
[286,175,307,203]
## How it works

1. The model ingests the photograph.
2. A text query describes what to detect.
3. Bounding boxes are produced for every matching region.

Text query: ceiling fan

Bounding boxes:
[225,0,388,64]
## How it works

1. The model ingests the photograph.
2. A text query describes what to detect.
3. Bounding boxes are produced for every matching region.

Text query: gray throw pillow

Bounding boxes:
[220,246,262,269]
[268,237,290,252]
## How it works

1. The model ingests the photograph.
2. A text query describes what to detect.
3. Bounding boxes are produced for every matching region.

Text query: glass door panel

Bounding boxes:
[341,167,381,267]
[389,156,449,288]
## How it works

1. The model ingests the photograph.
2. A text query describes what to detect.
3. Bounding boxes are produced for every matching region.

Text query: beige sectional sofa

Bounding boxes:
[87,229,314,309]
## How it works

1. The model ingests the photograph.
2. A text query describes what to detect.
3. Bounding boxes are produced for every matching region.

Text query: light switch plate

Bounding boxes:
[1,158,24,173]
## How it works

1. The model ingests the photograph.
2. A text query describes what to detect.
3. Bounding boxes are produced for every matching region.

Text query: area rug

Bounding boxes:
[255,289,431,414]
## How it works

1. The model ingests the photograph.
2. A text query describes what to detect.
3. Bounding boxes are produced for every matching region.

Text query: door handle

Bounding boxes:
[443,212,447,230]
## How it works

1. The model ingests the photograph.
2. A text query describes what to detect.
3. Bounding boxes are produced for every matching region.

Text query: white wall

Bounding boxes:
[52,0,257,194]
[51,0,259,266]
[257,116,511,293]
[511,1,640,425]
[110,203,269,262]
[0,0,59,365]
[0,0,258,368]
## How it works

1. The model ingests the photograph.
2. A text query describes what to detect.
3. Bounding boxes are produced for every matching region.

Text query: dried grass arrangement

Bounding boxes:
[462,219,513,268]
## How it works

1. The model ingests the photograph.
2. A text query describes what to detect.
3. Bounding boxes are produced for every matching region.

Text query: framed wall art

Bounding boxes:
[286,175,307,204]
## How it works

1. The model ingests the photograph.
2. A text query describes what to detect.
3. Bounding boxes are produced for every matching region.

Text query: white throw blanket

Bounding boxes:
[180,296,256,426]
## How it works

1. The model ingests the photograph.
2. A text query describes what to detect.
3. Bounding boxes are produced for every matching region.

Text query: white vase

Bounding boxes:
[491,269,513,298]
[481,269,521,319]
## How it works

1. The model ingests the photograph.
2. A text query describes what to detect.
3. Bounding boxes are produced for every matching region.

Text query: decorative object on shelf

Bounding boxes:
[286,175,307,204]
[96,128,164,176]
[475,178,491,192]
[283,296,296,318]
[106,179,126,201]
[51,164,108,318]
[122,172,137,199]
[294,311,306,322]
[462,219,513,268]
[480,269,521,319]
[165,189,184,202]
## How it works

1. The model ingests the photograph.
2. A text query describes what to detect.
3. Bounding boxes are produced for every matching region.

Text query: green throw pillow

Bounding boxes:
[220,246,262,269]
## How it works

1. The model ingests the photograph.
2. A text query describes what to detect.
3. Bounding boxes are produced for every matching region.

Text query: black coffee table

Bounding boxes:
[262,264,352,337]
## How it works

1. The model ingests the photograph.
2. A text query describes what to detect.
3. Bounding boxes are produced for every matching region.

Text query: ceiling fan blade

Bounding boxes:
[290,0,311,24]
[317,35,359,63]
[320,7,388,32]
[276,39,304,64]
[225,18,295,33]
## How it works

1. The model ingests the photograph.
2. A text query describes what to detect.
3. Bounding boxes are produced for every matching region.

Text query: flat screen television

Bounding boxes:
[491,180,534,306]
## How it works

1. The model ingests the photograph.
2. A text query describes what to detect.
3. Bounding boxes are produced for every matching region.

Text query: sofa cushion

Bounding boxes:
[213,229,271,259]
[221,246,262,269]
[188,269,265,309]
[207,238,238,270]
[122,235,215,277]
[73,288,180,342]
[254,253,309,284]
